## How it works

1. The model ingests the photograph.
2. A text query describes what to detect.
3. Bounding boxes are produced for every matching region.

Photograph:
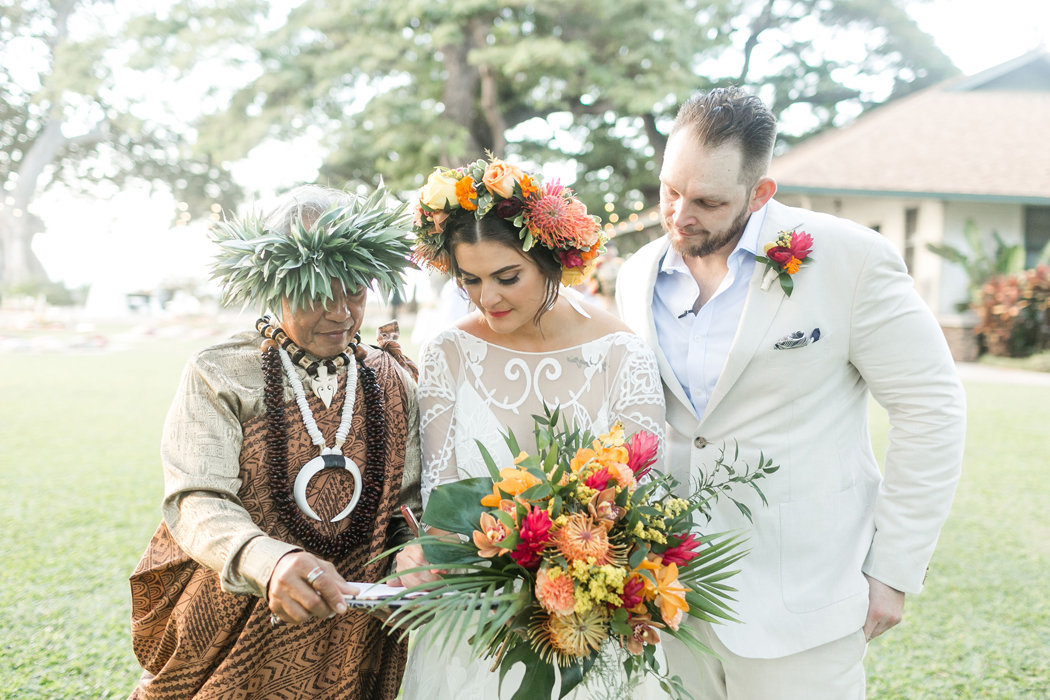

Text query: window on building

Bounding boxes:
[1025,206,1050,268]
[904,207,919,273]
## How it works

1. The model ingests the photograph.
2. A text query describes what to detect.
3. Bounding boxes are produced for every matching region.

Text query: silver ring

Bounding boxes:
[269,613,282,627]
[306,566,325,586]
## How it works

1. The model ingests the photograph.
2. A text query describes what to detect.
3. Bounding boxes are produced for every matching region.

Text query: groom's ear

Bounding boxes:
[748,177,777,211]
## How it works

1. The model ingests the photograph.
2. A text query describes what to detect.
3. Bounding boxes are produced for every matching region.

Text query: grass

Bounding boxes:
[0,323,1047,698]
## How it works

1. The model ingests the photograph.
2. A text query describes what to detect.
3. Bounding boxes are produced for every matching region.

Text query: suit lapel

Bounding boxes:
[701,202,794,423]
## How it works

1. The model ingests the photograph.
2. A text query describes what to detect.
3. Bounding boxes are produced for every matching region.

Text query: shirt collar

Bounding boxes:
[659,203,769,274]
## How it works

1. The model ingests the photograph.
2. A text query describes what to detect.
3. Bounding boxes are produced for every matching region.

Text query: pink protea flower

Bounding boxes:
[525,182,599,249]
[512,506,552,569]
[626,430,659,479]
[661,533,702,566]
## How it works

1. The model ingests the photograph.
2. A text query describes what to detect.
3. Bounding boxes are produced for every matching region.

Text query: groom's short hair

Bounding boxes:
[670,86,777,187]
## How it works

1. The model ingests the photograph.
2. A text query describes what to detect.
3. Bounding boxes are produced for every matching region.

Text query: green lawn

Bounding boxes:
[1,326,1047,698]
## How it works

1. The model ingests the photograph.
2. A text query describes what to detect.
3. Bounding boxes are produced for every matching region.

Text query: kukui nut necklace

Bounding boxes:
[260,320,387,559]
[257,315,352,408]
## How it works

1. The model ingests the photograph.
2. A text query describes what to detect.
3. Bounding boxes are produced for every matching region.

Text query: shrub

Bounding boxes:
[975,266,1050,357]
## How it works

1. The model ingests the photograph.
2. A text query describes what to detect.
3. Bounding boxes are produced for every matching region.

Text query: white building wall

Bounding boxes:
[775,193,1027,316]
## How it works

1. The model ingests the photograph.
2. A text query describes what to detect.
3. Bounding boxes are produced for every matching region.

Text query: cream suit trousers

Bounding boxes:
[663,620,867,699]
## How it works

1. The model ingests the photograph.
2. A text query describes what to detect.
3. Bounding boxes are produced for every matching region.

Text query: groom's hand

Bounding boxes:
[863,575,905,642]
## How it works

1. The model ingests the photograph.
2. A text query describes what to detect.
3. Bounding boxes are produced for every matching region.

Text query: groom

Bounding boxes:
[615,87,965,698]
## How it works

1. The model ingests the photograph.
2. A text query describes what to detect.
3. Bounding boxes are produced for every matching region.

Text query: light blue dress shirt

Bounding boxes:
[652,205,768,420]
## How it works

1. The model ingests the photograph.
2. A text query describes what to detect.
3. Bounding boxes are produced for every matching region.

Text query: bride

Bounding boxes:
[395,158,668,699]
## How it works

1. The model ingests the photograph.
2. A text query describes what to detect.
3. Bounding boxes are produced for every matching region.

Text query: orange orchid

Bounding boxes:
[472,512,511,558]
[480,466,541,507]
[654,563,688,630]
[586,487,625,530]
[624,613,664,655]
[597,423,625,447]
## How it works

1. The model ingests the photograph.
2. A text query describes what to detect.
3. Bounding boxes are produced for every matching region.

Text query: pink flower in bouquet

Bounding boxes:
[473,512,511,558]
[620,574,646,613]
[512,506,552,569]
[661,533,702,566]
[626,430,659,479]
[584,466,613,491]
[535,567,575,616]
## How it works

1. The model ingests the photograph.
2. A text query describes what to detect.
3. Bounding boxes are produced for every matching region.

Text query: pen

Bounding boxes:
[400,504,422,537]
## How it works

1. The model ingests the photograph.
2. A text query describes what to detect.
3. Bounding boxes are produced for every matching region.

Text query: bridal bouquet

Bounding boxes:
[386,409,776,699]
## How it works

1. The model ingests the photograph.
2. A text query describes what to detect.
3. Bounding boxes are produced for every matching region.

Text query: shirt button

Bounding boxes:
[693,436,708,449]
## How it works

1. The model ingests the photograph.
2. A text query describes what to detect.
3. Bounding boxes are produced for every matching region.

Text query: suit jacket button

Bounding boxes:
[693,436,708,449]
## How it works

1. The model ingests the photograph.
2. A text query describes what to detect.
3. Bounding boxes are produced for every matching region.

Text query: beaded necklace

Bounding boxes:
[257,315,355,408]
[260,328,387,559]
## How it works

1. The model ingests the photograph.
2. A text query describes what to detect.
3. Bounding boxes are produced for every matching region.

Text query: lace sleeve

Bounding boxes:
[609,334,666,464]
[417,332,461,508]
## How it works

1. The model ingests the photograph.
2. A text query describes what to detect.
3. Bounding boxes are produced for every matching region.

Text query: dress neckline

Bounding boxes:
[444,327,636,355]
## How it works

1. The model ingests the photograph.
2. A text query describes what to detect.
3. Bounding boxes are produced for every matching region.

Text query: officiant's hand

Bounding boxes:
[863,575,905,642]
[391,543,445,588]
[267,551,357,625]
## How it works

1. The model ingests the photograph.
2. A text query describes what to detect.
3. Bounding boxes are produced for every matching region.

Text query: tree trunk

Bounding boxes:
[440,26,482,166]
[0,210,47,288]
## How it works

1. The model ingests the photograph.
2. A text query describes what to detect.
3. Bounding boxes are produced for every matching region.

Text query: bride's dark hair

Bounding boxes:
[444,207,561,324]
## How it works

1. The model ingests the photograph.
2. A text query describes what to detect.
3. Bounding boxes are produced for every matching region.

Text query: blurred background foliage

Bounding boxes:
[1,0,956,289]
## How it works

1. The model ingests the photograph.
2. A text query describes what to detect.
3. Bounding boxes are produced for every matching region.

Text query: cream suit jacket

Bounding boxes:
[615,199,965,658]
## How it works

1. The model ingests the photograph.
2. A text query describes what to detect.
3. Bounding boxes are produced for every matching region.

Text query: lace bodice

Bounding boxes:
[418,328,666,506]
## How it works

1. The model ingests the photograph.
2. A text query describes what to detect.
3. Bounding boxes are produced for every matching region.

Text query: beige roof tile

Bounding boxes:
[770,53,1050,200]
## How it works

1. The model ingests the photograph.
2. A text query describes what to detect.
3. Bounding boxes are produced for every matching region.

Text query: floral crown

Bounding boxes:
[410,156,608,287]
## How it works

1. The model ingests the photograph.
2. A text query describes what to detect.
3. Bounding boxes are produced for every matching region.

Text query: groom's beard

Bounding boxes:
[665,202,751,259]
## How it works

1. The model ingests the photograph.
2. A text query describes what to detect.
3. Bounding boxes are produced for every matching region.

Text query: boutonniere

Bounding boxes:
[756,227,814,297]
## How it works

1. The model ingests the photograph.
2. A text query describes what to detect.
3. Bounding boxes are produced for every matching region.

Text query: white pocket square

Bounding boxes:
[774,328,821,350]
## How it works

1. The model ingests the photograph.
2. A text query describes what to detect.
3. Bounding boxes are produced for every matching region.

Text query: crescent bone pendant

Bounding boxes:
[292,453,364,522]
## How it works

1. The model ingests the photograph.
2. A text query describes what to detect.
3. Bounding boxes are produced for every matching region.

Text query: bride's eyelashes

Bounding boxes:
[460,275,520,287]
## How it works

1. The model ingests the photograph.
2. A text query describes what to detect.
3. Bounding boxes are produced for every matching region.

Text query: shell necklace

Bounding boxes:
[277,346,362,523]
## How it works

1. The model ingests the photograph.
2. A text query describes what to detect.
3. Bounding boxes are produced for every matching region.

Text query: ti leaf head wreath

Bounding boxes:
[210,184,414,314]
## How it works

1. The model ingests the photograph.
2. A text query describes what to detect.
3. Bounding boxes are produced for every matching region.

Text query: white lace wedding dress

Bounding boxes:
[400,327,668,700]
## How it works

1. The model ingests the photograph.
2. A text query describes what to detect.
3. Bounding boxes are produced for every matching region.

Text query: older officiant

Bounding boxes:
[128,184,421,699]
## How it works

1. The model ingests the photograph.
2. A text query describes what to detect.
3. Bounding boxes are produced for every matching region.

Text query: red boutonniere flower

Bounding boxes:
[756,227,814,297]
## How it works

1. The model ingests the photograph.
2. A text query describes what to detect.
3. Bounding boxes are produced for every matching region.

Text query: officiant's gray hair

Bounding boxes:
[670,86,776,188]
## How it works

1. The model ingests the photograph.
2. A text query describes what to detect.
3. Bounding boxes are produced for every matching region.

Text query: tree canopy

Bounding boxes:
[171,0,956,215]
[3,0,957,287]
[0,0,240,287]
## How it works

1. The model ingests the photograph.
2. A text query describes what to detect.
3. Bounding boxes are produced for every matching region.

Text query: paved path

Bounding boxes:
[956,362,1050,386]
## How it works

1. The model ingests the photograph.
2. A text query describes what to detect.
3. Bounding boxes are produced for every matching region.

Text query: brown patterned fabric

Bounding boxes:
[129,349,410,699]
[375,320,418,382]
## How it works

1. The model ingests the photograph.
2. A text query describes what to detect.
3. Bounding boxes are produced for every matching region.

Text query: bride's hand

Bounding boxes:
[391,543,444,588]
